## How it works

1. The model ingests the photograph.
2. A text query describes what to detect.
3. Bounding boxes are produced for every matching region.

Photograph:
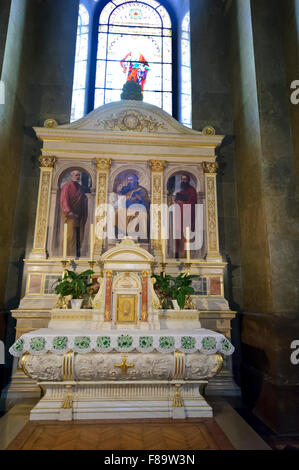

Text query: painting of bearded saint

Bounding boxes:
[167,174,197,259]
[60,169,88,257]
[113,174,150,241]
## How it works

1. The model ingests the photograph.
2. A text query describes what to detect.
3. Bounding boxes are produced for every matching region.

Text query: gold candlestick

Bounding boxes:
[61,259,70,276]
[184,262,191,275]
[63,223,68,260]
[185,226,190,263]
[88,260,96,270]
[161,262,167,277]
[90,223,94,262]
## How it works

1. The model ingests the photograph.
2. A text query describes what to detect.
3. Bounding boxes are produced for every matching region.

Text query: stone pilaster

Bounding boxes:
[150,160,165,252]
[104,270,113,322]
[141,270,149,322]
[203,162,221,261]
[30,155,56,259]
[94,158,111,256]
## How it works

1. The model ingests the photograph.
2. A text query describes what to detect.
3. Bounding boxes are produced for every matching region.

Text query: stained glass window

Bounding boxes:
[71,5,89,122]
[180,12,192,128]
[95,0,172,114]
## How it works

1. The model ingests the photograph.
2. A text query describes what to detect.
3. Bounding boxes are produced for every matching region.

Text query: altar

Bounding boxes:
[8,92,237,419]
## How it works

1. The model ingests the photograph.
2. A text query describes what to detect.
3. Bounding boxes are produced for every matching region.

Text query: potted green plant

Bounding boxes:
[151,273,173,309]
[152,272,199,310]
[168,273,199,310]
[54,269,94,309]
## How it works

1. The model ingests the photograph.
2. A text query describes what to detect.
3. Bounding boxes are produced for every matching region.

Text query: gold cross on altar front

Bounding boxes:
[114,355,135,375]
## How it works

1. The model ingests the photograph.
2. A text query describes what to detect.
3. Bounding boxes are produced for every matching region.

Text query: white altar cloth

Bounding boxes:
[10,328,234,357]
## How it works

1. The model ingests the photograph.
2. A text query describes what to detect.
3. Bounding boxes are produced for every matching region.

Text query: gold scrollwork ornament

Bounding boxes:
[39,155,56,168]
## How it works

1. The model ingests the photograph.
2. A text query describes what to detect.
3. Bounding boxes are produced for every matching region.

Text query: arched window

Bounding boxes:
[180,12,192,128]
[71,4,89,122]
[71,1,192,122]
[95,0,172,114]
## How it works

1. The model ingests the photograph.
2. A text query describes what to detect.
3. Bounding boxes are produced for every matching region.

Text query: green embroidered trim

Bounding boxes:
[159,336,175,349]
[221,338,232,352]
[181,336,196,350]
[97,336,111,349]
[74,336,91,349]
[13,338,24,352]
[202,337,217,350]
[53,336,68,350]
[117,335,133,348]
[139,336,153,349]
[30,337,46,352]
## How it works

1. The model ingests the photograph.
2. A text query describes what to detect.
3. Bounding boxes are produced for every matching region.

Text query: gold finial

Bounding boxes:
[202,125,216,136]
[114,355,135,375]
[44,118,58,128]
[173,384,183,408]
[61,386,73,409]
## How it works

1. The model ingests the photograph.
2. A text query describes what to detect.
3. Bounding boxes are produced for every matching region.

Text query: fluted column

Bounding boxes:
[94,158,111,256]
[104,270,113,322]
[203,162,221,261]
[30,155,56,259]
[150,160,165,252]
[141,270,149,322]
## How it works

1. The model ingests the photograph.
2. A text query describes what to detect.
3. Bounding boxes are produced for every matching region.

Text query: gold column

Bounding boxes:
[203,162,221,261]
[94,158,111,256]
[31,155,56,258]
[150,160,165,252]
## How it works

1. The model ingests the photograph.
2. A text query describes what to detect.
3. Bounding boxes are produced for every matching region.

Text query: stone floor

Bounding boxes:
[0,397,271,450]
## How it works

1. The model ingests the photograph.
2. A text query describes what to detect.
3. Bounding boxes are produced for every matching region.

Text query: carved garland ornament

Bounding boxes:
[34,171,52,248]
[96,111,167,133]
[206,177,218,252]
[151,167,164,247]
[95,158,111,250]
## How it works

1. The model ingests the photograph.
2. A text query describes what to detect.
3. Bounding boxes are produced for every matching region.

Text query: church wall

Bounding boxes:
[1,0,79,394]
[280,0,299,190]
[190,0,243,311]
[230,0,299,434]
[0,0,11,75]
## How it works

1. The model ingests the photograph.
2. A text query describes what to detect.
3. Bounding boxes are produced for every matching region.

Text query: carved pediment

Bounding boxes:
[58,100,201,135]
[101,238,154,262]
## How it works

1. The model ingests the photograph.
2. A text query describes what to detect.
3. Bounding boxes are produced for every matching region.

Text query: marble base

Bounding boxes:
[30,383,212,421]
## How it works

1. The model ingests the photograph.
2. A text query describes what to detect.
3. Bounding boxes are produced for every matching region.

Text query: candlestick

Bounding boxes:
[161,227,166,264]
[63,223,68,260]
[90,223,94,262]
[88,260,96,270]
[61,259,70,277]
[186,226,190,262]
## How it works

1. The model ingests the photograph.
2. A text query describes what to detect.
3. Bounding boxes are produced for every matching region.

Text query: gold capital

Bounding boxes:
[203,162,218,174]
[96,158,112,171]
[142,270,149,278]
[150,160,165,172]
[39,155,56,168]
[114,355,135,375]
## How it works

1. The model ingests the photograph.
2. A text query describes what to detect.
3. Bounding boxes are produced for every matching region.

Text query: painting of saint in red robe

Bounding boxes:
[120,52,150,90]
[167,174,198,259]
[60,169,88,257]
